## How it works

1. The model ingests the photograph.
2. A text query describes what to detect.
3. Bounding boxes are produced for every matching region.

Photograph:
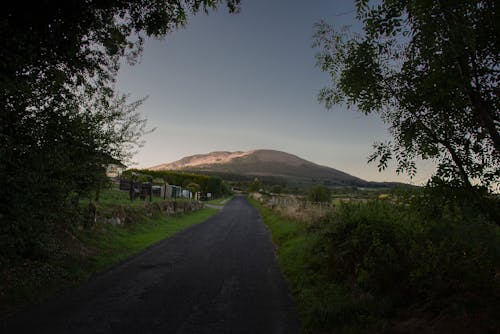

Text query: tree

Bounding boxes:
[0,1,241,265]
[248,178,262,192]
[186,182,201,195]
[307,185,331,203]
[313,0,499,190]
[205,176,225,197]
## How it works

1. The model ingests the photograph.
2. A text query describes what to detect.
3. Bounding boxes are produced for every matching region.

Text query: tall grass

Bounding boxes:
[251,193,500,333]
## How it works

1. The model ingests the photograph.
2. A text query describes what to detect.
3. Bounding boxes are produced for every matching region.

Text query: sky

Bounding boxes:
[116,0,435,185]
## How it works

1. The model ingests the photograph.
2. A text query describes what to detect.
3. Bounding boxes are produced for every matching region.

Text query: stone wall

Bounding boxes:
[88,200,205,227]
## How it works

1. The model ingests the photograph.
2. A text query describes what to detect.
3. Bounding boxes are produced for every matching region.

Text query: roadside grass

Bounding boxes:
[249,198,338,333]
[71,207,217,279]
[1,203,217,318]
[249,195,500,334]
[248,198,347,333]
[204,196,233,205]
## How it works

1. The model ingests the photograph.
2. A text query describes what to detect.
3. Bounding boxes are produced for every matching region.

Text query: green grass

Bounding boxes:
[251,198,387,333]
[82,186,196,209]
[1,204,217,317]
[93,187,173,208]
[73,208,217,279]
[248,198,328,333]
[204,196,233,205]
[250,195,500,334]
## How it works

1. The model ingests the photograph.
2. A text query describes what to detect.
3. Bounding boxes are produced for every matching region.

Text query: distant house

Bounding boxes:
[165,185,181,198]
[105,161,126,178]
[181,189,192,199]
[163,185,193,199]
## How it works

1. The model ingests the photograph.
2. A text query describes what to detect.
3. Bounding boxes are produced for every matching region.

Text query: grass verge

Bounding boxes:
[1,207,217,317]
[204,196,233,205]
[72,207,218,279]
[248,198,330,333]
[250,198,370,333]
[250,195,500,334]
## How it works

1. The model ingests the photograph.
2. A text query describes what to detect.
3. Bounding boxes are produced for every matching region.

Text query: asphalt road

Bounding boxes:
[3,196,299,333]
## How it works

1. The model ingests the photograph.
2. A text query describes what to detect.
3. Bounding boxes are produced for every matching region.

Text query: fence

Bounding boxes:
[252,193,335,222]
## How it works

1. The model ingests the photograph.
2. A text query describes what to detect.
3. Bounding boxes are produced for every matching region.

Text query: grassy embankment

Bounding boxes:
[250,192,500,333]
[1,188,217,317]
[70,206,217,280]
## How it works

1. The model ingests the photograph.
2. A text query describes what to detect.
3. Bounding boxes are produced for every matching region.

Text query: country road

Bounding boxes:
[2,196,299,334]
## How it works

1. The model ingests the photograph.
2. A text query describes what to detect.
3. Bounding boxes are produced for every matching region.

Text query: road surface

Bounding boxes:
[3,196,299,333]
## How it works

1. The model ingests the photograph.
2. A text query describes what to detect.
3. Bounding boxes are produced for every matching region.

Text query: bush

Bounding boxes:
[253,191,500,333]
[307,185,331,203]
[323,199,500,317]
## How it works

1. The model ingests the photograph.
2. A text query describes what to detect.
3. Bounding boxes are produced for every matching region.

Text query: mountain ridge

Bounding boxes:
[149,149,392,188]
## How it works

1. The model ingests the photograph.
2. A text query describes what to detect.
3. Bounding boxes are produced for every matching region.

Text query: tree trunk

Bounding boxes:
[441,140,473,189]
[468,95,500,156]
[420,121,473,188]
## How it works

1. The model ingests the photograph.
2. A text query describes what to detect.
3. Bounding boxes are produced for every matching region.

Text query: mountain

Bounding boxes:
[150,149,399,188]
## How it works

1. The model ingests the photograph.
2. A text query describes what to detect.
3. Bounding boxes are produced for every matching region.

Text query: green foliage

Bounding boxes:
[76,208,217,276]
[251,198,381,333]
[307,185,331,202]
[91,187,166,208]
[252,192,500,333]
[314,0,499,189]
[186,182,201,194]
[1,206,217,315]
[248,178,262,192]
[1,1,240,266]
[325,199,500,314]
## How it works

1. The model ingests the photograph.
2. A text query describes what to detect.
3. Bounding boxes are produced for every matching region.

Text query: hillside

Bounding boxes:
[150,149,399,188]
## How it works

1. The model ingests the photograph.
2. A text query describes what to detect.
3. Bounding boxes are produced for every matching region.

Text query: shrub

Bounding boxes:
[323,199,500,317]
[307,185,331,203]
[253,192,500,333]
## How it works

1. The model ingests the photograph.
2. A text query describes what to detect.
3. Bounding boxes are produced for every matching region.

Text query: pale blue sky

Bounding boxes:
[116,0,435,184]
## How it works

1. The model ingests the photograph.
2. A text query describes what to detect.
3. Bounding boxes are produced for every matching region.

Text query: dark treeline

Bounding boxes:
[0,1,240,268]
